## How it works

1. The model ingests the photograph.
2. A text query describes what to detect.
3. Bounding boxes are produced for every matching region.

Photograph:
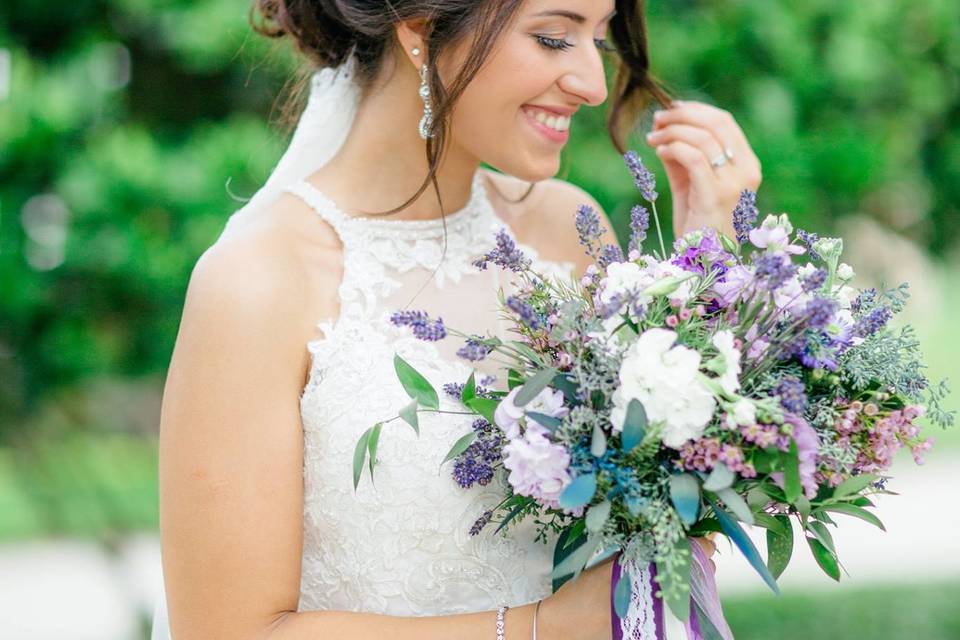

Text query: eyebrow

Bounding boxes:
[532,8,618,24]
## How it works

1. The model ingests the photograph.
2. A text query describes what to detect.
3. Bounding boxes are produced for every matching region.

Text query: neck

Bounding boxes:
[311,63,481,222]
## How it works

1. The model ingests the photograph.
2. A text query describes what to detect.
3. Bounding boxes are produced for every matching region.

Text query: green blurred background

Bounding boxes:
[1,1,957,638]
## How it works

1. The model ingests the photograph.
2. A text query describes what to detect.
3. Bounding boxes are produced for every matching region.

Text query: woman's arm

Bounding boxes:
[158,223,616,640]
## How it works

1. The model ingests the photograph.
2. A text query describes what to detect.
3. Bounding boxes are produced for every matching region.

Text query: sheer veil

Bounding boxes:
[150,55,361,640]
[218,54,362,239]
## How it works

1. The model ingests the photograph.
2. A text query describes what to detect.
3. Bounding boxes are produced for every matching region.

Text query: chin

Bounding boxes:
[493,149,562,183]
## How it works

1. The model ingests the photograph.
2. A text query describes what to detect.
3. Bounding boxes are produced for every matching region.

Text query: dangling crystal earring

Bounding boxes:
[418,64,434,140]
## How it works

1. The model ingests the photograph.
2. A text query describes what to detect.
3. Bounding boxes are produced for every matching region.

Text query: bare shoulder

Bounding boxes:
[482,169,618,275]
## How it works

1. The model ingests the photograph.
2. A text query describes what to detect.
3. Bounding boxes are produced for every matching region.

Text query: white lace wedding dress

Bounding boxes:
[152,168,663,637]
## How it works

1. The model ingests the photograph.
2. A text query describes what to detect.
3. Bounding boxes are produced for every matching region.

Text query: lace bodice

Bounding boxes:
[288,169,580,616]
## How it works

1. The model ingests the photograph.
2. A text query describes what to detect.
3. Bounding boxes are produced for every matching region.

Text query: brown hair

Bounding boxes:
[250,0,673,215]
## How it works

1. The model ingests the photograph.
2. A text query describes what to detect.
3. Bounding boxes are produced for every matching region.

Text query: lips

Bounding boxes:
[522,106,572,133]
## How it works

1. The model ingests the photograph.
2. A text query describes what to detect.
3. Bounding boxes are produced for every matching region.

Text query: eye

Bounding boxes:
[535,35,574,51]
[594,38,616,53]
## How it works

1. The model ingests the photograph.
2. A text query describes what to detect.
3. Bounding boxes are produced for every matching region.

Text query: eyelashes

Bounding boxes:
[534,35,616,53]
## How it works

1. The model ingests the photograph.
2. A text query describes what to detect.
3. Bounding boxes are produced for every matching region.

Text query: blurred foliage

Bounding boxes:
[1,0,958,448]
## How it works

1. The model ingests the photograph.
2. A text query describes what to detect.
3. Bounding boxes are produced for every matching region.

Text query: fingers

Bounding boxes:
[693,536,718,559]
[654,141,719,194]
[646,124,728,172]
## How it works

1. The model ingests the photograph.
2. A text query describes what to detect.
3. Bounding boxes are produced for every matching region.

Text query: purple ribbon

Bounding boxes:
[610,541,733,640]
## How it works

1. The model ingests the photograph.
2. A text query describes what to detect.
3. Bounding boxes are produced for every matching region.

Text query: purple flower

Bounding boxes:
[785,414,820,499]
[796,229,821,261]
[469,509,494,536]
[457,336,493,362]
[851,288,877,315]
[575,205,603,252]
[801,267,828,293]
[732,189,759,245]
[473,228,532,273]
[390,310,447,341]
[754,254,797,289]
[775,376,808,414]
[502,423,572,510]
[453,419,503,490]
[443,381,492,400]
[598,244,625,269]
[506,296,543,330]
[672,228,733,276]
[804,297,838,330]
[629,205,650,253]
[712,264,754,307]
[624,151,658,202]
[854,306,892,338]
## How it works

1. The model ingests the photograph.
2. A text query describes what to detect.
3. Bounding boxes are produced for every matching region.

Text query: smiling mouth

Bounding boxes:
[522,106,572,133]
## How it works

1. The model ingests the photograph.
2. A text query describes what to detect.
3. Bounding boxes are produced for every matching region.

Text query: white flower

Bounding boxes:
[711,330,742,396]
[834,284,858,310]
[598,261,646,307]
[611,328,715,449]
[837,263,855,281]
[724,398,757,429]
[773,276,810,314]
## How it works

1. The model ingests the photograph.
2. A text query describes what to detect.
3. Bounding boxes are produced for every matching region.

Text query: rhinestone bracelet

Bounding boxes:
[496,605,509,640]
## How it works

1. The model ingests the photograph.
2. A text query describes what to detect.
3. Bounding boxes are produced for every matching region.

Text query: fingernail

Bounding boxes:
[654,110,665,120]
[671,99,684,106]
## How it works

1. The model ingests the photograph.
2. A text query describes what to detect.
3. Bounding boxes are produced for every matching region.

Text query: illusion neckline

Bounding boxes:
[297,169,491,232]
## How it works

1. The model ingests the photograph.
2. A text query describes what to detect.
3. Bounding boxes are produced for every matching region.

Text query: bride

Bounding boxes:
[154,0,761,638]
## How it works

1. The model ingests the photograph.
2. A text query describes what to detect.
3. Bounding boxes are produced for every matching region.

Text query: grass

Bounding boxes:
[723,582,960,640]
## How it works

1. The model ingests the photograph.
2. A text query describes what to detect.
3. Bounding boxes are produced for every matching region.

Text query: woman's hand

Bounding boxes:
[693,533,719,575]
[645,100,762,242]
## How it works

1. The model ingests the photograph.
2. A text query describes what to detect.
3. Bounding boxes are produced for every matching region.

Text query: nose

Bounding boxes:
[558,45,609,107]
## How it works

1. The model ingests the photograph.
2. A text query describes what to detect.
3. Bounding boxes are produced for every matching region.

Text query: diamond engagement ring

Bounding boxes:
[710,152,729,168]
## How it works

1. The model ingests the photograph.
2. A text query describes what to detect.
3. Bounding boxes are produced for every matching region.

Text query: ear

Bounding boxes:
[395,19,430,69]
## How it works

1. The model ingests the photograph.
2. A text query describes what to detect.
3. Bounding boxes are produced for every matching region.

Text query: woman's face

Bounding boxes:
[442,0,617,182]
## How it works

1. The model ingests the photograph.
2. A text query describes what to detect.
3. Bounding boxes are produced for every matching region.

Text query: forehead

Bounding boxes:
[519,0,617,22]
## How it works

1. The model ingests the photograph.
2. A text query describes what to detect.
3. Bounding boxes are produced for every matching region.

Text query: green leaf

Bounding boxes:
[526,412,563,432]
[688,518,722,536]
[620,399,648,452]
[441,431,477,466]
[590,423,607,457]
[747,487,770,510]
[657,536,693,621]
[559,472,597,510]
[795,495,811,518]
[460,372,477,404]
[806,520,836,554]
[807,536,841,581]
[614,562,632,619]
[766,515,794,579]
[783,439,802,504]
[352,428,372,491]
[821,503,886,531]
[394,354,439,410]
[507,369,525,390]
[703,463,735,492]
[670,473,701,526]
[367,423,382,479]
[514,368,559,406]
[709,497,780,594]
[494,500,530,535]
[753,512,787,537]
[716,487,755,526]
[399,399,420,435]
[551,373,579,403]
[551,533,601,580]
[834,473,878,498]
[466,397,498,424]
[586,500,611,533]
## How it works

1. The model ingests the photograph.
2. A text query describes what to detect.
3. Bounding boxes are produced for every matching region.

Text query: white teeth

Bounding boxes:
[528,109,572,133]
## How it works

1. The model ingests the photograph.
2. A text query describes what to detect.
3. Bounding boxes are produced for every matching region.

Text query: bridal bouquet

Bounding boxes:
[354,152,953,638]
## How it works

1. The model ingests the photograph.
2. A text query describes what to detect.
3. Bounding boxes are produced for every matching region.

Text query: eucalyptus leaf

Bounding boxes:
[551,533,601,580]
[527,411,563,432]
[441,431,477,466]
[559,472,597,510]
[399,399,420,435]
[393,354,439,409]
[716,487,755,526]
[507,369,525,390]
[585,500,611,533]
[515,368,559,406]
[590,423,607,457]
[766,515,793,580]
[613,562,633,619]
[783,440,802,504]
[703,463,735,492]
[709,497,780,594]
[834,473,878,498]
[621,399,647,452]
[822,503,886,530]
[552,373,579,403]
[670,473,701,526]
[352,428,372,491]
[807,536,841,581]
